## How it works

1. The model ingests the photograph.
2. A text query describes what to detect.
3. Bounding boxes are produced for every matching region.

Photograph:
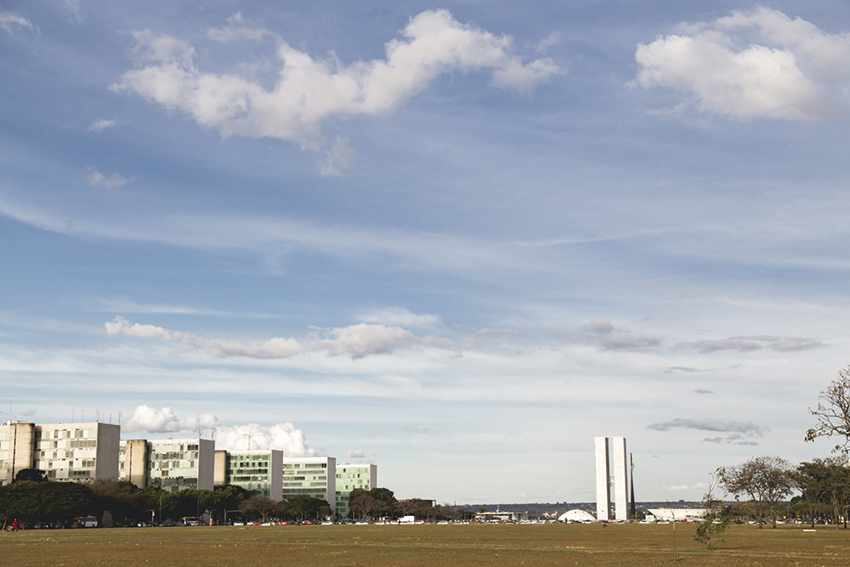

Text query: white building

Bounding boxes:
[120,438,214,492]
[335,463,377,518]
[595,436,629,521]
[282,456,336,514]
[1,421,119,485]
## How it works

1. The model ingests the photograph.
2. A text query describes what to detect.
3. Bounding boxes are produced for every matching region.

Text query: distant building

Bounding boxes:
[1,421,120,485]
[335,463,377,518]
[282,456,336,514]
[215,449,282,500]
[647,508,708,522]
[595,436,629,521]
[120,438,214,492]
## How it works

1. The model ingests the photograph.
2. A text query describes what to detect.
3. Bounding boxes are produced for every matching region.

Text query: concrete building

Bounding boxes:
[335,463,377,518]
[216,449,283,500]
[120,438,214,492]
[1,421,119,485]
[595,436,629,521]
[282,456,336,514]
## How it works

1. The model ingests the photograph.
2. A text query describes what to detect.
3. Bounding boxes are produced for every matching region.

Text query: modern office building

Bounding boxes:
[1,421,119,485]
[215,449,283,500]
[120,438,214,492]
[335,463,377,518]
[594,436,628,521]
[282,456,336,514]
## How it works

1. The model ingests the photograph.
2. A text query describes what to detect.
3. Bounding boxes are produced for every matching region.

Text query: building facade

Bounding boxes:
[594,436,629,521]
[120,438,214,492]
[1,421,119,485]
[216,449,282,500]
[282,456,336,514]
[335,463,377,518]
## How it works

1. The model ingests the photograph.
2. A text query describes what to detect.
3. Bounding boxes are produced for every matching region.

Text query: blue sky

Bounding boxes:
[3,0,850,504]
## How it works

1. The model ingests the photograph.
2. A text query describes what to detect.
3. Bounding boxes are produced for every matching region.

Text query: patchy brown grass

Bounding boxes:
[2,523,849,566]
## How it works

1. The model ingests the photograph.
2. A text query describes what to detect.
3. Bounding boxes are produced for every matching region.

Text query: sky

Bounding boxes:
[2,0,850,505]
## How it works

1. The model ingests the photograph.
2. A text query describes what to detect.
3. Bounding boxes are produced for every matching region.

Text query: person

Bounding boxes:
[12,518,19,532]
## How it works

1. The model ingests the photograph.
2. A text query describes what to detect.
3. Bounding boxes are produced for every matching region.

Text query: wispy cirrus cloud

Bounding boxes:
[674,335,823,353]
[88,118,116,132]
[0,11,34,33]
[477,318,661,352]
[647,418,768,445]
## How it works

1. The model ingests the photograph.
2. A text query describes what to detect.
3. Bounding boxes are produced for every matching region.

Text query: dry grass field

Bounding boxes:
[3,523,850,567]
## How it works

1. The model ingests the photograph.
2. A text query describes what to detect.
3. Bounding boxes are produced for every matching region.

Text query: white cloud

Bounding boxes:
[214,422,314,456]
[674,335,823,353]
[346,449,365,458]
[87,168,131,189]
[123,404,220,433]
[88,118,116,132]
[0,11,34,33]
[206,12,271,44]
[111,9,562,168]
[358,307,442,328]
[319,137,358,177]
[536,31,561,54]
[105,315,418,360]
[635,7,850,120]
[64,0,82,24]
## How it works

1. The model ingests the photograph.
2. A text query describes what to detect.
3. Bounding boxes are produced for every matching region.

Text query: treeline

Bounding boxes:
[0,469,334,527]
[348,488,474,521]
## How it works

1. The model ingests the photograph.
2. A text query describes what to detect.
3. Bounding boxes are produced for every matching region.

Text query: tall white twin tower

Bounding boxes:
[595,436,629,521]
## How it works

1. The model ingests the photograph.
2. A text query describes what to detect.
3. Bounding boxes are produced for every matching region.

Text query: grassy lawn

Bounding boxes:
[2,523,850,566]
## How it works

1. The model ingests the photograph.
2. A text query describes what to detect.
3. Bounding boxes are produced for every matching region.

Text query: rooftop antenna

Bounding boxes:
[72,408,75,422]
[117,412,122,428]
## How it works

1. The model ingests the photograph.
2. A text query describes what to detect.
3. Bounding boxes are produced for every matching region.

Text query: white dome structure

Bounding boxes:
[559,509,596,523]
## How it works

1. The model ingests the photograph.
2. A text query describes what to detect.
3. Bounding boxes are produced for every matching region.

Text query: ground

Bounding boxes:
[2,523,849,566]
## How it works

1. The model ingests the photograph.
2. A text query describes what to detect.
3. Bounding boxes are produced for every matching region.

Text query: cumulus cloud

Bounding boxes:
[123,404,220,433]
[206,12,271,44]
[88,168,131,189]
[674,335,823,353]
[536,31,561,54]
[647,418,767,445]
[88,118,116,132]
[0,11,34,33]
[105,315,418,359]
[111,9,561,170]
[635,7,850,120]
[214,422,314,456]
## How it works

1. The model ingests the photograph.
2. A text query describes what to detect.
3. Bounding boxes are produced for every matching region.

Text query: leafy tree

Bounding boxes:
[719,456,794,529]
[279,496,331,522]
[807,365,850,452]
[793,459,835,528]
[239,495,277,523]
[14,469,47,483]
[89,479,146,525]
[693,472,730,549]
[0,480,96,526]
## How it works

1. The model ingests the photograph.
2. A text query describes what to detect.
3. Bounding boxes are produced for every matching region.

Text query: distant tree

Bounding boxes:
[239,495,277,523]
[807,365,850,452]
[89,479,147,525]
[14,469,47,482]
[279,497,331,522]
[719,456,794,529]
[0,480,96,526]
[793,459,835,528]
